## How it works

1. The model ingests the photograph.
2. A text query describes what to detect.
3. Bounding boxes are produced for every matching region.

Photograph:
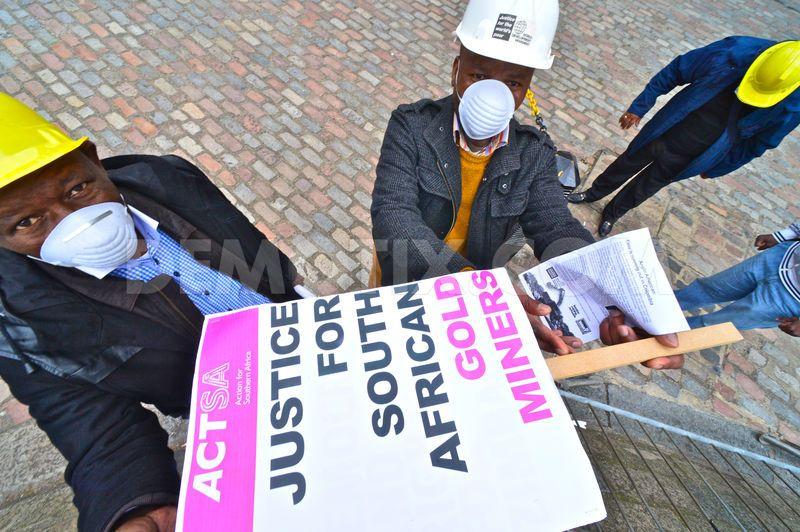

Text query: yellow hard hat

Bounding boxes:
[0,92,87,189]
[738,41,800,108]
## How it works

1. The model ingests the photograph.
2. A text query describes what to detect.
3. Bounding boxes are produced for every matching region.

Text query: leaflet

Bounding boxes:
[519,228,689,343]
[176,268,605,531]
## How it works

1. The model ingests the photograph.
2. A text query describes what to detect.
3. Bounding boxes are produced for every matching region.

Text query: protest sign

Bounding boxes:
[177,268,606,531]
[520,228,689,343]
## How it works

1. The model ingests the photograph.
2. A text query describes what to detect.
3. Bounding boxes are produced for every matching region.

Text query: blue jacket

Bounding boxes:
[627,36,800,181]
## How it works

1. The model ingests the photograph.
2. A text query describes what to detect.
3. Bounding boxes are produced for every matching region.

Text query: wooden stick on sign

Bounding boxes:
[545,322,743,381]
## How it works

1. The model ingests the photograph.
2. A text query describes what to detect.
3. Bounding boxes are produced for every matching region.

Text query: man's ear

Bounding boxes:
[78,141,102,168]
[451,56,460,90]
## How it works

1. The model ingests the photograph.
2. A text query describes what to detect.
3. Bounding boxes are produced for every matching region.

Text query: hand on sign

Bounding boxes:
[619,112,641,130]
[517,292,583,356]
[599,309,683,370]
[754,234,779,251]
[778,317,800,337]
[115,505,177,532]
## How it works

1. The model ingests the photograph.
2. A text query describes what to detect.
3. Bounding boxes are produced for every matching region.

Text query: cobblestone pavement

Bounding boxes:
[1,0,799,527]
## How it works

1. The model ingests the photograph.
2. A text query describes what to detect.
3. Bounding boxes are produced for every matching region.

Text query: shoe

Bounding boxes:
[567,189,599,204]
[598,219,615,237]
[566,191,589,204]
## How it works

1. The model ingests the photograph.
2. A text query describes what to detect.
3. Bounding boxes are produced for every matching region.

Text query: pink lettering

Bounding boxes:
[512,381,553,423]
[456,348,486,380]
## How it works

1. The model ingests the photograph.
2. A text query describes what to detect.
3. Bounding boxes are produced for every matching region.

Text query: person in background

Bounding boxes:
[370,0,683,367]
[674,222,800,335]
[568,37,800,237]
[0,93,302,532]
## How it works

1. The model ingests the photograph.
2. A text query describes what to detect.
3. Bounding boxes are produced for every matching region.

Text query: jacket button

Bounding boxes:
[502,183,508,189]
[439,126,444,132]
[444,163,449,169]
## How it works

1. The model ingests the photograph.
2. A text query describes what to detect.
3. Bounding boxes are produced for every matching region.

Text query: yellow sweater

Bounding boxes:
[369,148,491,287]
[444,148,492,256]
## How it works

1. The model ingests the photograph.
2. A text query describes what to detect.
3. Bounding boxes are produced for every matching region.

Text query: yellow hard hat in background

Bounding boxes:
[738,41,800,108]
[0,92,87,189]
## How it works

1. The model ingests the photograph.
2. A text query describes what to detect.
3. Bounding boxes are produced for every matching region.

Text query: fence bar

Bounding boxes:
[560,391,800,474]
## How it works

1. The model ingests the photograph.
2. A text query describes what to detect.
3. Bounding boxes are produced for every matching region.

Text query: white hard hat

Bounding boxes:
[455,0,559,70]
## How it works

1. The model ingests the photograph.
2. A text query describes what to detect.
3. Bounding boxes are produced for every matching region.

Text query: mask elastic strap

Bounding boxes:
[454,62,465,101]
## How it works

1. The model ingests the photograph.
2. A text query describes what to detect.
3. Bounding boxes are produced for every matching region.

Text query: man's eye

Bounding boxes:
[16,216,41,230]
[472,73,488,81]
[507,81,520,88]
[68,182,89,198]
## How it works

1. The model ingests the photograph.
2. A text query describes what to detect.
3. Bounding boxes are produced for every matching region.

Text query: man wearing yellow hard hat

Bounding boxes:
[569,37,800,237]
[0,94,303,531]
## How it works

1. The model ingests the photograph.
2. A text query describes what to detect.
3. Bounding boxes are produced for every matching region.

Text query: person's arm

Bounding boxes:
[0,357,180,532]
[371,109,474,283]
[518,144,594,261]
[704,117,800,179]
[773,221,800,243]
[754,221,800,250]
[628,37,737,118]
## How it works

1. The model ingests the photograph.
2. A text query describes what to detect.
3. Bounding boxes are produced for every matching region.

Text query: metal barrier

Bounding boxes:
[561,390,800,531]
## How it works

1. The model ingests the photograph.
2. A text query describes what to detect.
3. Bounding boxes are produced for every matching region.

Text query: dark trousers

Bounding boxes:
[587,135,697,221]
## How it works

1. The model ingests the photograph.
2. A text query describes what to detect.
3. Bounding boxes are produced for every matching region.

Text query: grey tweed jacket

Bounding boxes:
[371,95,594,285]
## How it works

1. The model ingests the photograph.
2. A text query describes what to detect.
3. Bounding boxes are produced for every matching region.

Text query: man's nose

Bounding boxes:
[48,203,80,230]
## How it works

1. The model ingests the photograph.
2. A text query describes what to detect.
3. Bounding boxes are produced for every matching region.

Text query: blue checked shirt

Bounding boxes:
[110,208,271,315]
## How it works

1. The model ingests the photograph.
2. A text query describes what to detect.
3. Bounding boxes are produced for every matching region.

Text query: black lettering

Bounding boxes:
[316,322,344,350]
[270,472,306,505]
[272,355,300,369]
[317,352,347,376]
[367,371,398,405]
[271,302,299,327]
[421,409,456,438]
[411,361,440,377]
[430,433,468,472]
[271,369,301,401]
[358,317,386,342]
[415,374,449,408]
[406,334,435,362]
[270,430,305,471]
[372,404,405,437]
[400,306,430,333]
[271,328,300,355]
[394,283,421,309]
[362,341,391,372]
[354,290,382,316]
[314,296,341,321]
[270,397,303,429]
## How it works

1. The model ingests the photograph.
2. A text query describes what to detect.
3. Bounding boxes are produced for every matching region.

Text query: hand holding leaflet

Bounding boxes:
[519,228,689,343]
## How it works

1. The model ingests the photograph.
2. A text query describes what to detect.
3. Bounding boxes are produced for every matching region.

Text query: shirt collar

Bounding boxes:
[76,205,160,279]
[453,114,510,157]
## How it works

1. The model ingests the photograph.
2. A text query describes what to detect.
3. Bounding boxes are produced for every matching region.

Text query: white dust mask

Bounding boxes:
[36,201,138,270]
[457,79,516,141]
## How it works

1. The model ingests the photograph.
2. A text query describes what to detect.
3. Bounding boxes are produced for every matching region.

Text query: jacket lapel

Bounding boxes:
[483,123,522,183]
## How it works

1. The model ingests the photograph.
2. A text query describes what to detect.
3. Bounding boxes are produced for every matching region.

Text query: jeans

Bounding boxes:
[674,242,800,330]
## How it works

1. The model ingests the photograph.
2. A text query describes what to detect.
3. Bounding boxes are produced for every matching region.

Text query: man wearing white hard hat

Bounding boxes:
[370,0,683,364]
